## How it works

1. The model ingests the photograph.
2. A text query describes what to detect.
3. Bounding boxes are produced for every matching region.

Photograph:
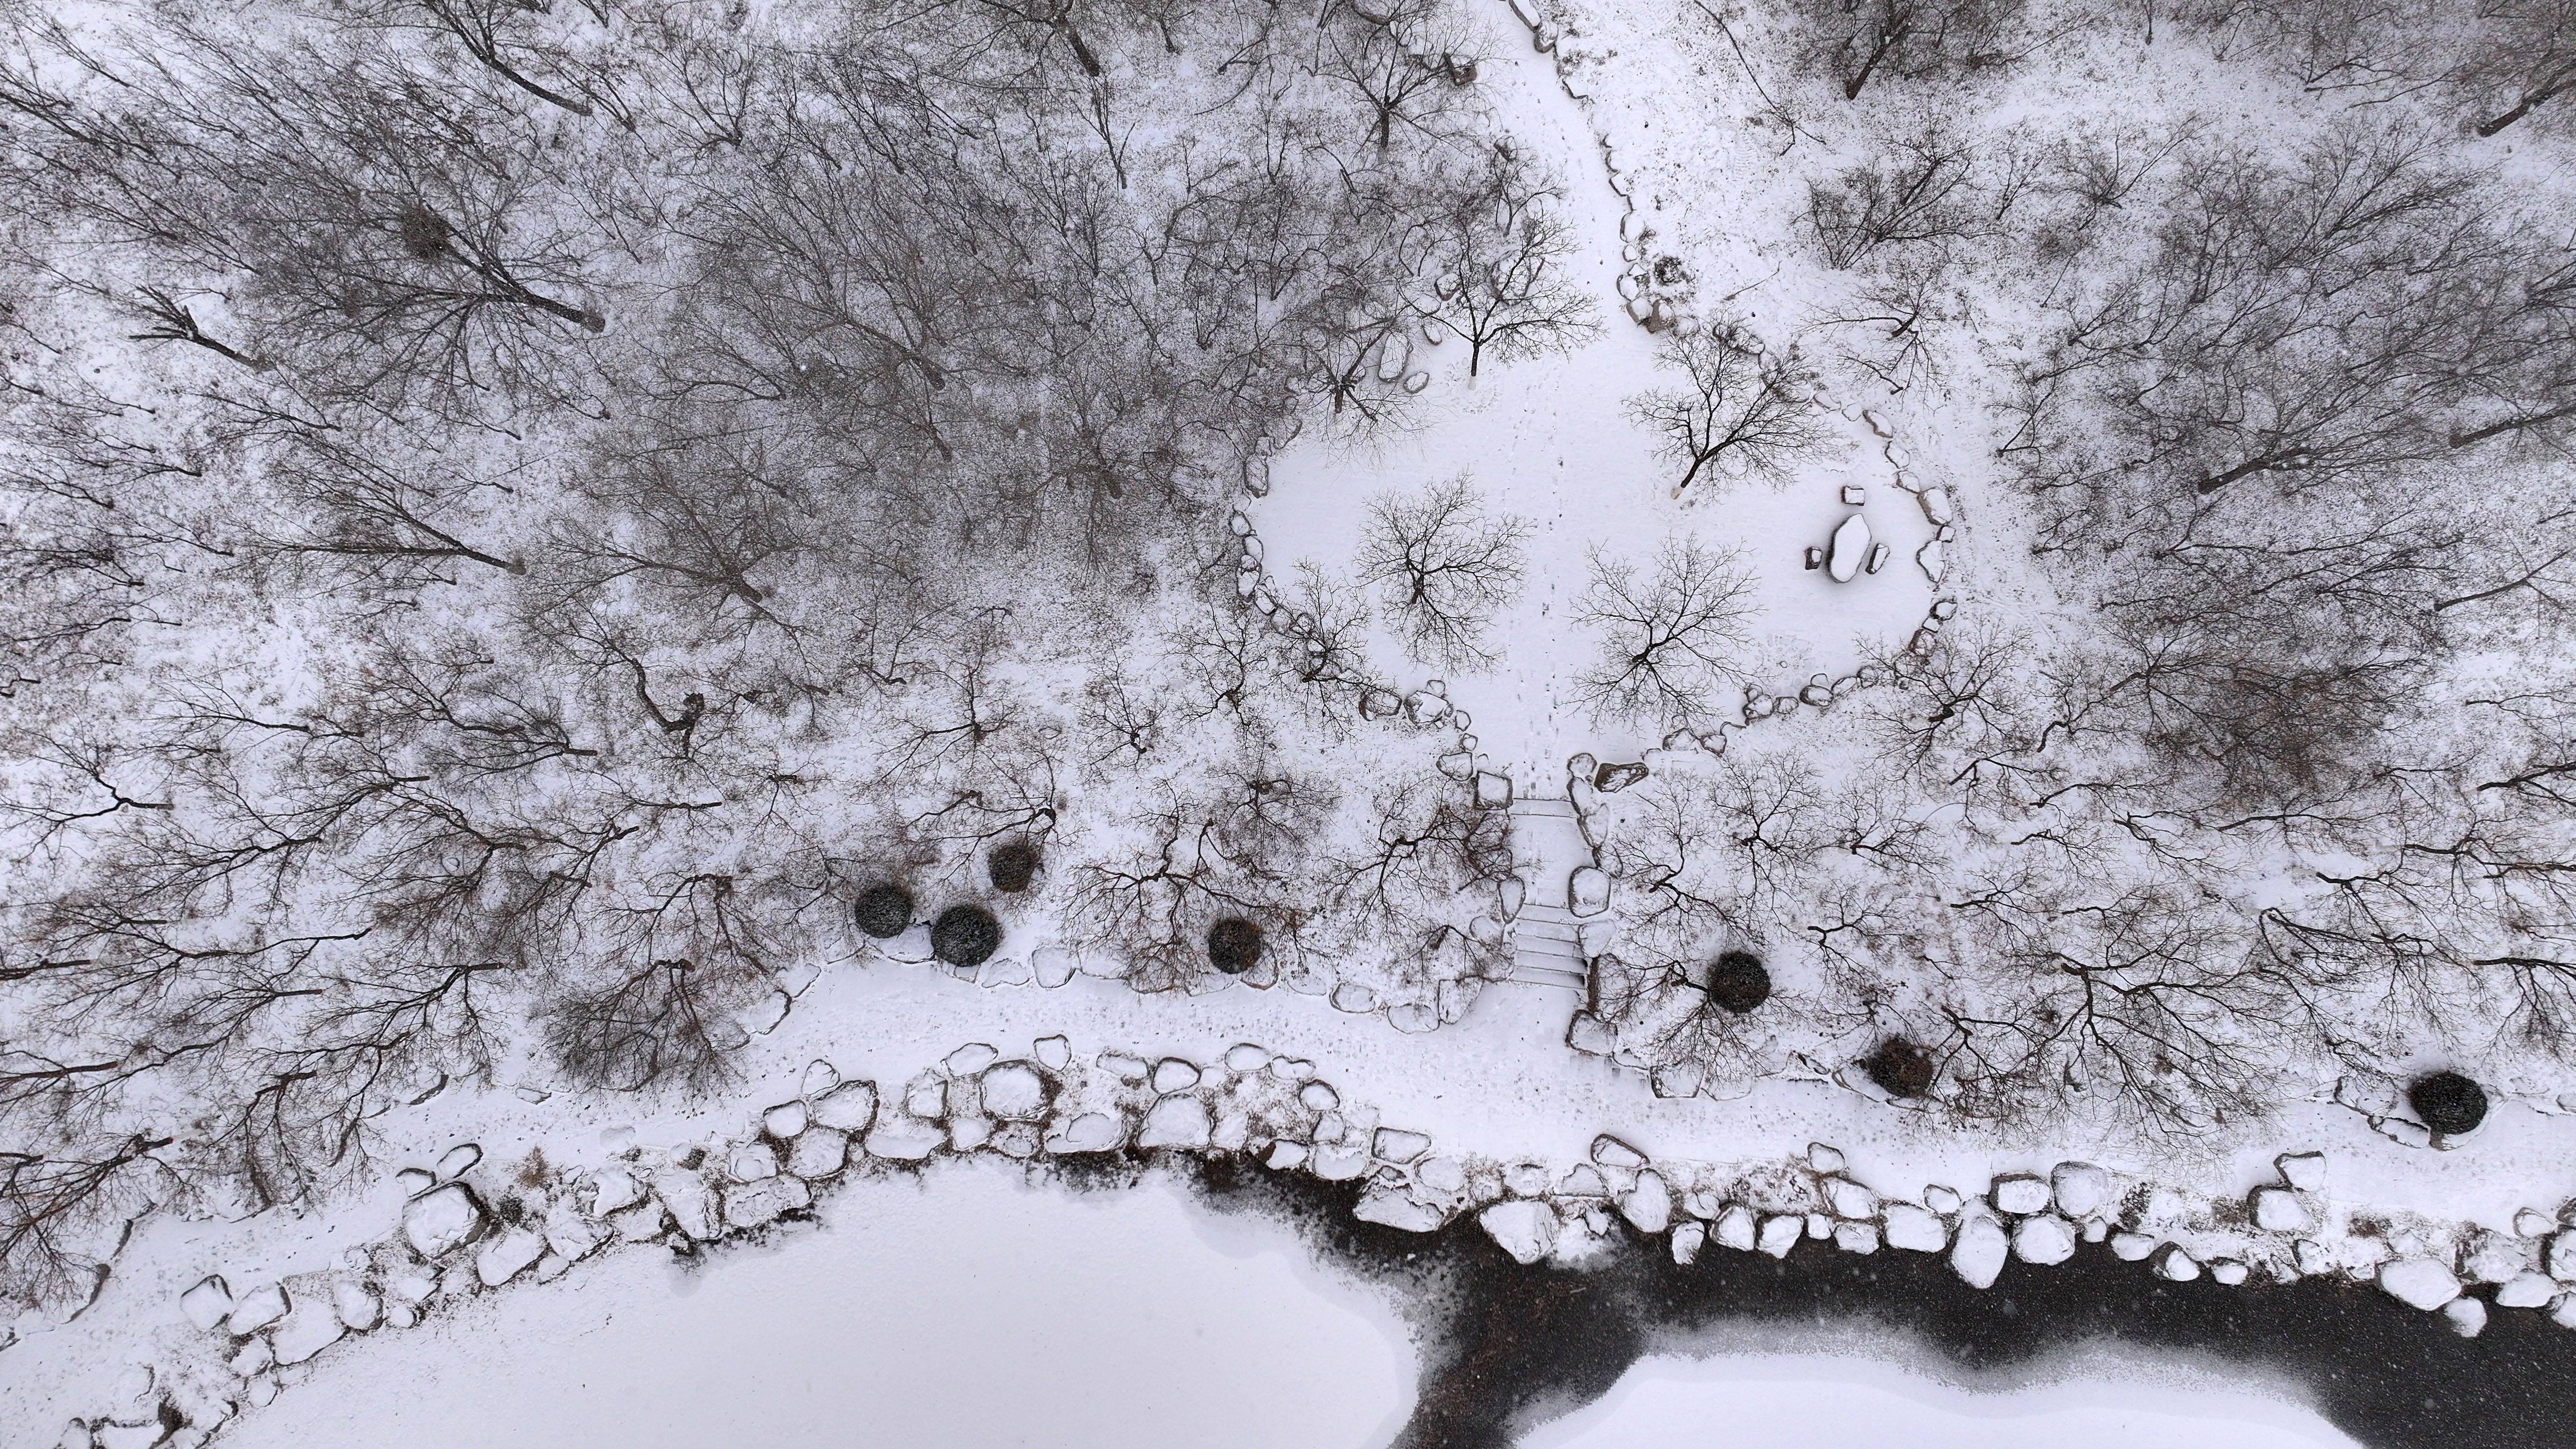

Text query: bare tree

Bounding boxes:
[1413,145,1600,377]
[1625,324,1834,492]
[1352,475,1530,666]
[1570,538,1759,727]
[1804,121,1983,269]
[1791,0,2036,100]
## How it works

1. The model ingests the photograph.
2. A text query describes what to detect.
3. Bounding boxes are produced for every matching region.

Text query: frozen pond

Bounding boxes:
[217,1161,1415,1449]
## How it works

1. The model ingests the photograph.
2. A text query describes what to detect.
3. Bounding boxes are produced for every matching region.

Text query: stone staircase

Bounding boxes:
[1498,794,1593,993]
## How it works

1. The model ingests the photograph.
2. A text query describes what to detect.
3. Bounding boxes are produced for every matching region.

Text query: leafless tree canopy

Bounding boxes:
[1570,538,1759,729]
[1353,475,1531,666]
[0,0,1541,1304]
[1625,324,1835,492]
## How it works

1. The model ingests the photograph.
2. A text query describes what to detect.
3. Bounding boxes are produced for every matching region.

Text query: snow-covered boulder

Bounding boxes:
[2110,1232,2156,1261]
[181,1275,233,1331]
[1138,1094,1213,1149]
[1355,1185,1445,1233]
[2436,1297,2486,1336]
[1884,1204,1947,1253]
[2380,1257,2462,1310]
[2012,1214,2077,1265]
[1672,1221,1706,1265]
[2276,1152,2327,1191]
[651,1171,720,1241]
[723,1175,813,1231]
[809,1082,879,1133]
[1373,1128,1432,1164]
[979,1063,1050,1121]
[761,1102,808,1140]
[332,1281,381,1332]
[1620,1171,1672,1234]
[2251,1187,2313,1233]
[2550,1230,2576,1281]
[1150,1058,1201,1093]
[1591,1134,1648,1170]
[436,1144,483,1181]
[1568,867,1609,916]
[1757,1215,1802,1258]
[864,1114,946,1162]
[1806,1143,1846,1173]
[1822,1176,1879,1220]
[1833,1221,1881,1254]
[1715,1205,1758,1251]
[2050,1163,2111,1218]
[2153,1245,2202,1282]
[2499,1272,2558,1308]
[1923,1185,1963,1214]
[727,1143,779,1182]
[222,1285,289,1341]
[786,1127,849,1180]
[1046,1111,1125,1153]
[476,1227,547,1288]
[1951,1217,2009,1289]
[1310,1142,1370,1180]
[1481,1199,1559,1265]
[1991,1175,2051,1216]
[401,1184,483,1259]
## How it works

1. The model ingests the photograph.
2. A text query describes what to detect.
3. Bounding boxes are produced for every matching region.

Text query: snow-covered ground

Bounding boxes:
[1251,0,1937,793]
[1528,1353,2359,1449]
[205,1161,1415,1449]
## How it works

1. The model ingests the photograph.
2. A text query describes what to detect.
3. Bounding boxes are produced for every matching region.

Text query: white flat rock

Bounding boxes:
[979,1063,1049,1120]
[269,1303,345,1365]
[1715,1205,1758,1251]
[477,1226,549,1288]
[786,1126,849,1180]
[809,1081,879,1132]
[1046,1111,1125,1153]
[1991,1175,2052,1216]
[1822,1176,1878,1220]
[1372,1128,1432,1164]
[651,1170,720,1240]
[1757,1214,1803,1259]
[1354,1185,1445,1233]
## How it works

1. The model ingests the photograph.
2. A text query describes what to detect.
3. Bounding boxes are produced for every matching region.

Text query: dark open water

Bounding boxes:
[1161,1155,2576,1449]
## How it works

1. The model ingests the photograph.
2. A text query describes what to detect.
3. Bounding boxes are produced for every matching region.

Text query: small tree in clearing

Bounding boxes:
[1353,475,1531,667]
[1571,538,1759,727]
[1625,325,1834,493]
